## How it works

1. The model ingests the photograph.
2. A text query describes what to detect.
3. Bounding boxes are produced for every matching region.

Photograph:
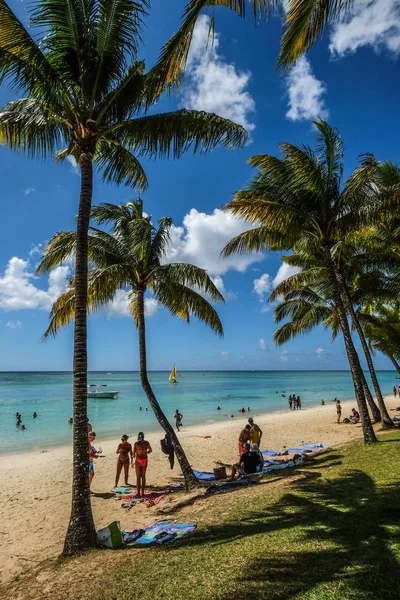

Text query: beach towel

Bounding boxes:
[97,521,124,549]
[122,521,197,545]
[287,448,312,454]
[301,443,329,449]
[261,450,279,456]
[179,469,215,481]
[122,491,166,507]
[262,461,296,473]
[113,487,131,494]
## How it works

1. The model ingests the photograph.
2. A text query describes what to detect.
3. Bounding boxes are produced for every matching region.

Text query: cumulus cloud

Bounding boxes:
[253,273,271,299]
[316,346,325,354]
[107,289,159,319]
[272,262,301,289]
[182,15,256,133]
[330,0,400,56]
[166,208,264,276]
[6,320,21,329]
[0,257,70,311]
[286,56,328,122]
[29,243,43,258]
[211,275,237,300]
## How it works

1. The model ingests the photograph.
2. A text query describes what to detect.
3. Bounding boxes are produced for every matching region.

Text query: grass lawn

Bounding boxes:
[7,432,400,600]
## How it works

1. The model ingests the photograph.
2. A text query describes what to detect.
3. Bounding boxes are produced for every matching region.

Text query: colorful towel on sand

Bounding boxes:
[122,521,197,545]
[113,487,132,494]
[262,461,296,473]
[122,491,166,507]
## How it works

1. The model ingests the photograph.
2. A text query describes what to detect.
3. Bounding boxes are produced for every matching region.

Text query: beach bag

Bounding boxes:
[160,433,172,455]
[213,466,227,480]
[97,521,124,549]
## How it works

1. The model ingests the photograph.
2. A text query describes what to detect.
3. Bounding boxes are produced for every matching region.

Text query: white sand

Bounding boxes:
[0,394,398,586]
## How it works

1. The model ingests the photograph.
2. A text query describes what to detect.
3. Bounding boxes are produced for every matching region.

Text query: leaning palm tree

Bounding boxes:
[0,1,246,555]
[223,120,379,444]
[361,304,400,375]
[37,199,224,488]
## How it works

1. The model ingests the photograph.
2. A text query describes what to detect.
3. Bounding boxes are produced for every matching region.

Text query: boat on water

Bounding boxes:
[168,365,178,384]
[87,384,119,398]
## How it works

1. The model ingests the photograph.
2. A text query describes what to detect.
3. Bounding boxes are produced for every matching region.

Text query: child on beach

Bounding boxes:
[88,431,98,489]
[115,434,133,488]
[133,432,152,497]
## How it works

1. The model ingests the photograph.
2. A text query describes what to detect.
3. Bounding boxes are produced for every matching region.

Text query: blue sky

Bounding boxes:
[1,0,399,371]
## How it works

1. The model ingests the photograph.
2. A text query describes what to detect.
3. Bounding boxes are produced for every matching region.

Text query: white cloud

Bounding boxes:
[253,273,271,299]
[330,0,400,56]
[166,208,264,276]
[29,243,43,258]
[107,290,159,319]
[23,187,35,196]
[183,15,256,133]
[259,338,267,351]
[285,56,328,122]
[272,262,301,289]
[6,320,21,329]
[280,354,289,362]
[316,346,325,354]
[221,351,229,356]
[0,257,70,311]
[66,155,80,175]
[211,275,237,300]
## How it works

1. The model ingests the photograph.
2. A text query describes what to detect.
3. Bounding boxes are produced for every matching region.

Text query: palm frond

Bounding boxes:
[0,108,66,158]
[95,61,145,123]
[111,109,247,158]
[278,0,354,69]
[36,231,77,275]
[155,263,225,303]
[95,141,148,191]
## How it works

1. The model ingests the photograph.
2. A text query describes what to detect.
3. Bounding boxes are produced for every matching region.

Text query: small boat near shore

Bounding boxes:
[87,384,119,398]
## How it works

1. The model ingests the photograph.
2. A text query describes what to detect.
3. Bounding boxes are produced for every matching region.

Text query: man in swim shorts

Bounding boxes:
[115,434,133,488]
[133,432,152,497]
[238,424,251,456]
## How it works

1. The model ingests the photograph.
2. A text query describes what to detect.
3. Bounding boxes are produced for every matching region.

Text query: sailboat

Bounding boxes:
[168,365,178,384]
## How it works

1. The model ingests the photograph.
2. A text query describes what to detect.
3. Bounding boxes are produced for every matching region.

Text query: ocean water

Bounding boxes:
[0,370,397,454]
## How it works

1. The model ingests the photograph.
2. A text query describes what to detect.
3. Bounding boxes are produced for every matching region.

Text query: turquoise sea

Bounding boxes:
[0,370,397,454]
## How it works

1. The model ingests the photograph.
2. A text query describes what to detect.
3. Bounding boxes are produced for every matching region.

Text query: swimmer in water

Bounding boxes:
[217,406,221,411]
[21,424,26,430]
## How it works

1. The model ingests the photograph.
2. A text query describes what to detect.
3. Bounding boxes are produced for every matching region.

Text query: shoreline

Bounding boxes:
[0,394,360,458]
[1,393,399,587]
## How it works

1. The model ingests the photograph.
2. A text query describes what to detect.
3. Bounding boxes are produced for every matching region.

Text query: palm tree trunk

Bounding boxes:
[321,243,377,444]
[362,381,382,423]
[388,352,400,375]
[336,270,393,427]
[63,153,97,556]
[136,289,199,490]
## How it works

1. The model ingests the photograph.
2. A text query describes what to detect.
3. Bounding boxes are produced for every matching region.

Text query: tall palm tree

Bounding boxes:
[37,200,224,488]
[0,1,246,555]
[222,120,379,444]
[361,304,400,375]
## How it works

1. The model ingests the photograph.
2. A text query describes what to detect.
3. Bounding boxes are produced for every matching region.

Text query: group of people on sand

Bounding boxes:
[15,411,37,429]
[288,395,302,410]
[393,385,400,397]
[231,418,264,480]
[335,401,360,424]
[88,422,153,497]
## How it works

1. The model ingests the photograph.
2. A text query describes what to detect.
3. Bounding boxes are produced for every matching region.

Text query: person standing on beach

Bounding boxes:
[394,386,397,397]
[174,409,183,431]
[336,401,342,424]
[289,396,293,410]
[238,424,251,455]
[133,432,152,497]
[248,417,263,446]
[88,431,98,489]
[297,396,302,410]
[115,434,133,488]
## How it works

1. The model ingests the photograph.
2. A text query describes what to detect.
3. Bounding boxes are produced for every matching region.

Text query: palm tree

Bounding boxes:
[361,304,400,374]
[37,199,224,488]
[0,1,246,555]
[222,120,379,444]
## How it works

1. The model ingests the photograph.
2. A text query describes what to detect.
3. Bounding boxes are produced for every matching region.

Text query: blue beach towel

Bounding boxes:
[301,443,329,450]
[262,461,295,473]
[261,450,279,456]
[287,448,312,454]
[179,469,215,481]
[113,487,131,494]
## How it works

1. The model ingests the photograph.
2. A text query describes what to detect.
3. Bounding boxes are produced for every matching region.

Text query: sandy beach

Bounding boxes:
[1,394,398,587]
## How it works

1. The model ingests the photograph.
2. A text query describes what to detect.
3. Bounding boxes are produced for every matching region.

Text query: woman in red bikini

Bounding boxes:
[133,432,152,497]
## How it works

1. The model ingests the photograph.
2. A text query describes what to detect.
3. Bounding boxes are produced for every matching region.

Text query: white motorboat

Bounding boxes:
[87,384,119,399]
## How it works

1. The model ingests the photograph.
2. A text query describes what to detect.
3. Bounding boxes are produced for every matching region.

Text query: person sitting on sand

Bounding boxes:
[115,434,133,488]
[336,401,342,424]
[230,443,261,480]
[238,424,251,455]
[349,408,360,424]
[248,417,263,446]
[133,432,152,497]
[88,431,98,489]
[174,409,183,431]
[250,443,265,472]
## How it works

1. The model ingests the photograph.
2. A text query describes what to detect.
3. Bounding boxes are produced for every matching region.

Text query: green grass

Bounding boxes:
[8,433,400,600]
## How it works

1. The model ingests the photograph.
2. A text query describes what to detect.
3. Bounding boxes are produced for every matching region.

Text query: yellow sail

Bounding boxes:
[169,364,177,382]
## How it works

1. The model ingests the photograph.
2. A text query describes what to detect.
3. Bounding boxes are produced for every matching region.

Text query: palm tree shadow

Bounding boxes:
[179,469,400,599]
